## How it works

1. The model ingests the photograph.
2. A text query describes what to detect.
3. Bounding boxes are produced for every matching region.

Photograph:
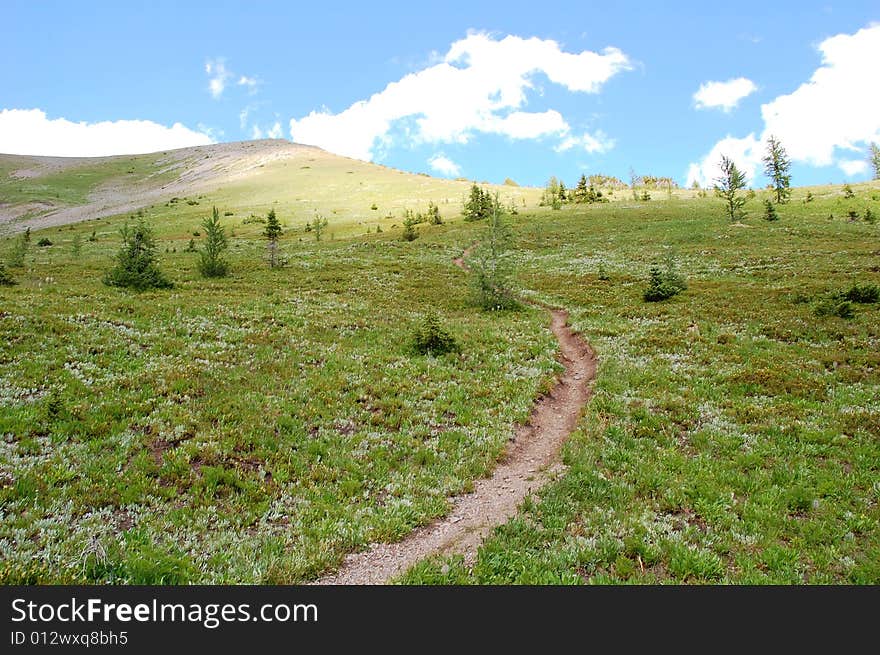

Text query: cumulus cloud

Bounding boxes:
[251,121,283,140]
[693,77,757,112]
[688,24,880,186]
[289,31,631,160]
[839,159,868,176]
[428,153,461,177]
[205,59,231,99]
[238,75,258,89]
[686,134,762,188]
[0,108,214,156]
[555,130,614,154]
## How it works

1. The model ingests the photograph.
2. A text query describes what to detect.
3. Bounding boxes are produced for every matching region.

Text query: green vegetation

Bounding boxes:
[763,198,779,221]
[763,136,792,204]
[464,184,499,221]
[103,219,173,291]
[411,312,460,356]
[1,150,878,585]
[714,155,748,220]
[263,208,283,268]
[197,207,230,278]
[0,261,16,286]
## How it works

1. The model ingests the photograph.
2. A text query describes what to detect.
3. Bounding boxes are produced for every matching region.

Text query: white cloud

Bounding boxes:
[0,108,214,156]
[205,59,231,99]
[251,121,283,140]
[289,31,631,160]
[688,24,880,186]
[693,78,757,112]
[686,134,762,188]
[555,130,614,154]
[839,159,868,176]
[238,75,258,88]
[428,153,461,177]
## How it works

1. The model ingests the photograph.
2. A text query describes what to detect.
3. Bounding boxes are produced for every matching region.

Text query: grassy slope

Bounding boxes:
[402,184,880,584]
[1,169,878,584]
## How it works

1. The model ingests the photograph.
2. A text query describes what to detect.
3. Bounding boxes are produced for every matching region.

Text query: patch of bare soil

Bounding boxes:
[314,248,597,584]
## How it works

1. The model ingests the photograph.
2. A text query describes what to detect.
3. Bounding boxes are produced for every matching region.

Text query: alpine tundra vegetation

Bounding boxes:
[1,140,878,584]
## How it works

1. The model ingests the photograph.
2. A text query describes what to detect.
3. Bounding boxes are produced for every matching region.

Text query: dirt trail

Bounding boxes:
[315,247,596,585]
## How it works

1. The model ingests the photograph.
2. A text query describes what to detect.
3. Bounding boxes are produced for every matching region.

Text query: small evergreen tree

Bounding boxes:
[197,206,230,278]
[842,184,855,199]
[870,142,880,180]
[558,181,568,202]
[463,184,497,221]
[714,155,748,220]
[103,219,173,291]
[574,174,589,203]
[263,208,283,268]
[7,227,31,267]
[412,312,459,356]
[70,233,82,258]
[427,201,442,225]
[401,214,419,241]
[469,193,518,310]
[0,261,16,286]
[763,198,779,221]
[762,135,792,204]
[309,213,328,241]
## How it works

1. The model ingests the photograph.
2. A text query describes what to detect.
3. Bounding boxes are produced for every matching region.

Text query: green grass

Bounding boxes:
[1,171,879,584]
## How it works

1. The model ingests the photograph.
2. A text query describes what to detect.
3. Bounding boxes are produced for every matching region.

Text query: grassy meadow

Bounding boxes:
[1,152,878,584]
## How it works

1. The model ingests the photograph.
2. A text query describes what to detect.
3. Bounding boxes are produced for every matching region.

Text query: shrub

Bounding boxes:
[847,209,860,221]
[865,208,876,224]
[840,283,879,304]
[465,184,500,221]
[0,261,16,286]
[814,297,854,319]
[427,201,442,225]
[843,184,855,199]
[503,178,519,186]
[412,312,459,356]
[804,191,814,203]
[401,216,418,241]
[37,237,52,247]
[103,219,173,291]
[7,227,30,267]
[370,203,378,210]
[763,198,779,221]
[197,206,230,278]
[184,238,197,253]
[598,263,610,281]
[643,255,686,302]
[309,213,328,242]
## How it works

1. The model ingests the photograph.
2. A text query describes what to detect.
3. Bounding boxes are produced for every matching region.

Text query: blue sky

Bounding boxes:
[1,1,878,187]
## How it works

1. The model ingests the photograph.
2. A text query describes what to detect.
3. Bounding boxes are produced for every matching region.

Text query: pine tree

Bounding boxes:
[464,184,497,221]
[0,261,16,286]
[870,142,880,180]
[558,181,568,202]
[7,227,31,268]
[469,193,518,311]
[762,135,792,204]
[574,174,589,203]
[263,208,283,268]
[197,206,230,278]
[103,219,173,291]
[714,155,748,220]
[427,201,442,225]
[763,198,779,221]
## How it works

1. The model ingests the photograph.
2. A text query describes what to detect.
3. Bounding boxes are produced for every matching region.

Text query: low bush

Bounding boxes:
[412,312,459,356]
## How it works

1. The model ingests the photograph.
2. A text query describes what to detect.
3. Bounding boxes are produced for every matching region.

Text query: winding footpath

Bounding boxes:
[314,247,597,584]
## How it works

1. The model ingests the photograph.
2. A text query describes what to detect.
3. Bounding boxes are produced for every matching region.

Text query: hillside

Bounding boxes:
[0,139,539,236]
[0,150,878,584]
